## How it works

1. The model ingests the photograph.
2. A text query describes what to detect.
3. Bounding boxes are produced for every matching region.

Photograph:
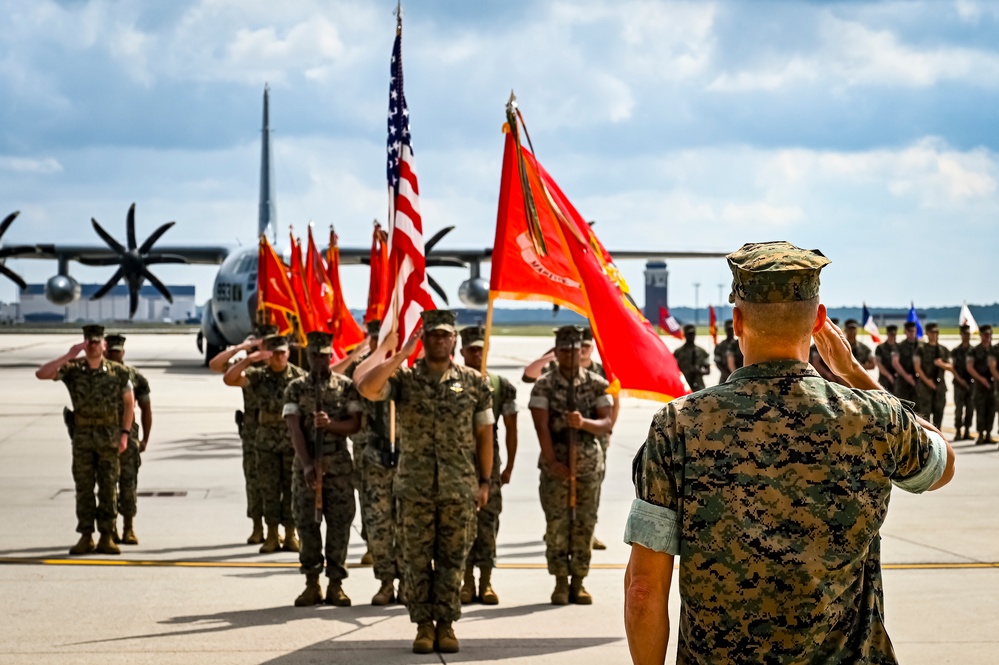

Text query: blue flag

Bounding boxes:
[906,302,924,339]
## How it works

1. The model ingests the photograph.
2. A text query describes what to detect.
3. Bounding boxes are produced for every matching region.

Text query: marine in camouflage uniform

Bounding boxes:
[356,309,494,655]
[844,319,876,371]
[625,241,954,664]
[950,325,974,440]
[37,324,135,556]
[104,334,152,546]
[891,321,921,403]
[913,322,952,429]
[529,325,613,605]
[673,324,710,391]
[224,334,306,552]
[283,331,361,607]
[459,325,518,606]
[874,325,899,393]
[713,319,736,383]
[966,324,996,444]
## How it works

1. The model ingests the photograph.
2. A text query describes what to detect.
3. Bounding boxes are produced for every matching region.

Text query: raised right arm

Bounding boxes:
[36,343,85,380]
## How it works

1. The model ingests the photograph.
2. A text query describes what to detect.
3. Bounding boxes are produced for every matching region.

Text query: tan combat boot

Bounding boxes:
[436,621,460,653]
[246,517,264,545]
[259,524,281,553]
[371,580,395,606]
[111,523,122,545]
[459,564,476,604]
[570,575,593,605]
[550,575,570,605]
[591,535,607,550]
[479,567,499,605]
[69,532,95,555]
[360,548,374,565]
[282,525,300,553]
[95,532,121,555]
[294,573,324,607]
[121,516,139,545]
[412,622,435,654]
[326,581,351,607]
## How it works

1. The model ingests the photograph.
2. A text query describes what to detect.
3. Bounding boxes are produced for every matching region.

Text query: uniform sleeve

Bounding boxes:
[528,377,549,410]
[473,375,496,428]
[55,362,75,383]
[120,367,133,393]
[941,347,951,363]
[344,381,364,415]
[592,377,613,410]
[624,407,681,554]
[696,347,709,367]
[500,377,518,416]
[883,396,948,494]
[282,380,302,417]
[133,371,151,403]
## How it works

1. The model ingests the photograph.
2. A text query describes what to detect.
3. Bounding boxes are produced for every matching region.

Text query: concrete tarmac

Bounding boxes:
[0,332,997,664]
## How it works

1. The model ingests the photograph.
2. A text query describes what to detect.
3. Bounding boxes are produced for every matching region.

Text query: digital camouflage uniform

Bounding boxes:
[673,342,710,392]
[283,371,360,584]
[529,366,612,578]
[951,342,974,435]
[914,342,950,428]
[239,383,264,521]
[874,340,898,392]
[713,338,735,384]
[245,362,307,527]
[892,338,920,403]
[377,358,494,625]
[968,342,995,436]
[57,358,132,535]
[117,365,150,519]
[851,339,873,367]
[469,372,517,570]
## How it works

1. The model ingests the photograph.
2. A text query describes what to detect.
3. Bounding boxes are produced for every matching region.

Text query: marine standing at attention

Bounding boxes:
[283,331,361,608]
[950,325,974,441]
[874,324,899,392]
[891,321,921,404]
[713,319,737,384]
[224,334,306,553]
[529,325,613,606]
[356,310,494,655]
[35,324,134,556]
[913,322,953,429]
[458,324,518,606]
[966,324,995,444]
[843,319,876,370]
[103,333,152,546]
[673,324,710,392]
[624,241,955,665]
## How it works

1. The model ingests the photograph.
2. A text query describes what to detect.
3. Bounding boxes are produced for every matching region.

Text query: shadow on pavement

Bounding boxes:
[460,602,562,621]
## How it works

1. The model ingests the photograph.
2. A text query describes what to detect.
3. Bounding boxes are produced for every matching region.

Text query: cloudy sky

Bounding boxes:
[1,0,997,310]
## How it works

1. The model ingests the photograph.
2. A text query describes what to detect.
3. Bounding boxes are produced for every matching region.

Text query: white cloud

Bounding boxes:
[0,156,63,174]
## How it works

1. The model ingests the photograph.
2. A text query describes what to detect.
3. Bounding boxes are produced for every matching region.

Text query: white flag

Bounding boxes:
[959,302,979,334]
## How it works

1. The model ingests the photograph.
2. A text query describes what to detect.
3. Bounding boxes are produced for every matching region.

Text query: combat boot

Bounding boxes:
[69,532,95,555]
[459,565,476,604]
[282,525,300,552]
[294,573,324,607]
[551,576,570,605]
[371,580,395,606]
[96,532,121,555]
[591,535,607,550]
[259,524,281,554]
[964,427,972,441]
[570,575,593,605]
[121,516,138,545]
[412,622,435,654]
[325,582,351,607]
[436,621,460,653]
[111,523,121,545]
[479,567,499,605]
[360,548,373,565]
[246,517,264,545]
[397,579,407,605]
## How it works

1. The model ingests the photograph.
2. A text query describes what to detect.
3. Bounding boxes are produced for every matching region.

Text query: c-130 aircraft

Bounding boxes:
[0,86,726,364]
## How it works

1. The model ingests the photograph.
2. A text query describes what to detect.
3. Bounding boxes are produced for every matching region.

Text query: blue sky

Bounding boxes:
[1,0,998,310]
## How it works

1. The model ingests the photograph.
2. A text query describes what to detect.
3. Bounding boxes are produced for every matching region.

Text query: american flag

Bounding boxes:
[380,15,434,350]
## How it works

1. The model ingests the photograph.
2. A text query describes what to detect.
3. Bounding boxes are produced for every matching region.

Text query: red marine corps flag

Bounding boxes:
[365,221,390,324]
[658,306,683,340]
[256,235,297,336]
[326,227,365,354]
[379,12,435,351]
[709,305,718,345]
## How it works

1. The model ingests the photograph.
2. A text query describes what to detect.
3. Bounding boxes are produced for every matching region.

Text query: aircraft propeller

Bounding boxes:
[84,203,188,318]
[357,224,462,305]
[0,211,35,290]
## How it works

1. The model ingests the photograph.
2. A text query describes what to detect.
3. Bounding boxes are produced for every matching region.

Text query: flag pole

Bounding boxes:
[480,292,496,378]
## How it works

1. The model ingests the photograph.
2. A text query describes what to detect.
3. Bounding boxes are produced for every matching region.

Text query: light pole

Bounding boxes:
[694,282,700,326]
[717,283,723,307]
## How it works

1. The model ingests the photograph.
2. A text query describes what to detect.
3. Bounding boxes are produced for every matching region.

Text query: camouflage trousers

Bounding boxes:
[360,457,401,582]
[468,478,502,570]
[292,459,355,583]
[241,429,263,520]
[257,447,295,527]
[972,383,996,435]
[71,428,120,535]
[915,383,946,430]
[117,440,142,518]
[954,382,974,432]
[539,470,600,578]
[398,497,476,624]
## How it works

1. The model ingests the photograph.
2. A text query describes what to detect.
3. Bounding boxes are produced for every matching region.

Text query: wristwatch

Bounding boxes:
[120,429,130,435]
[478,477,489,486]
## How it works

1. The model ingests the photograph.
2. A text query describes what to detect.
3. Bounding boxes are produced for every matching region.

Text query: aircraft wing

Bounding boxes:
[22,244,230,265]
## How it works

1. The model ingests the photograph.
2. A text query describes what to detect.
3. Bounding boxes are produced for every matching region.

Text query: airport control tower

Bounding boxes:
[644,261,668,322]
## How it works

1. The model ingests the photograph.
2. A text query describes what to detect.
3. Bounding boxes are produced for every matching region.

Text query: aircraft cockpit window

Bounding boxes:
[235,255,256,274]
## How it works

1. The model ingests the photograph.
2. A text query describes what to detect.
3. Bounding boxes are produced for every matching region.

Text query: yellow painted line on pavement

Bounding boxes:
[1,557,998,571]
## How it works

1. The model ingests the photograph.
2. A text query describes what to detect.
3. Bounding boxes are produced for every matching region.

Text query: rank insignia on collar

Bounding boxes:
[450,382,464,394]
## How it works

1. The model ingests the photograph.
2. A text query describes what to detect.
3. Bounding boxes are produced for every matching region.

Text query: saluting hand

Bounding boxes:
[248,349,272,363]
[401,323,423,357]
[313,411,331,431]
[68,342,87,357]
[814,319,857,379]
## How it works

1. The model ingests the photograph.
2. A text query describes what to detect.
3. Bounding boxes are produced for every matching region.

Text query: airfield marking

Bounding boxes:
[1,557,997,571]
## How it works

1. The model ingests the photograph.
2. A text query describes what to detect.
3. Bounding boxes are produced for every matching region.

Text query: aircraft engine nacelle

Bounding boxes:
[45,274,81,306]
[458,277,489,309]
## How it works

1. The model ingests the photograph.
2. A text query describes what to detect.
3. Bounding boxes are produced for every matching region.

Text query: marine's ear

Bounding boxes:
[732,305,743,338]
[811,303,828,335]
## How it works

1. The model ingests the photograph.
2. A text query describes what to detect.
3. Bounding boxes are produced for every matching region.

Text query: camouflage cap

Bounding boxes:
[459,325,486,348]
[254,323,279,337]
[262,334,289,352]
[421,309,457,333]
[726,241,830,304]
[886,324,899,333]
[366,319,381,336]
[960,324,971,333]
[844,319,859,328]
[904,321,916,330]
[305,331,333,353]
[554,325,584,349]
[981,324,993,333]
[925,321,939,332]
[82,324,105,342]
[682,323,696,334]
[581,327,594,344]
[104,333,126,351]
